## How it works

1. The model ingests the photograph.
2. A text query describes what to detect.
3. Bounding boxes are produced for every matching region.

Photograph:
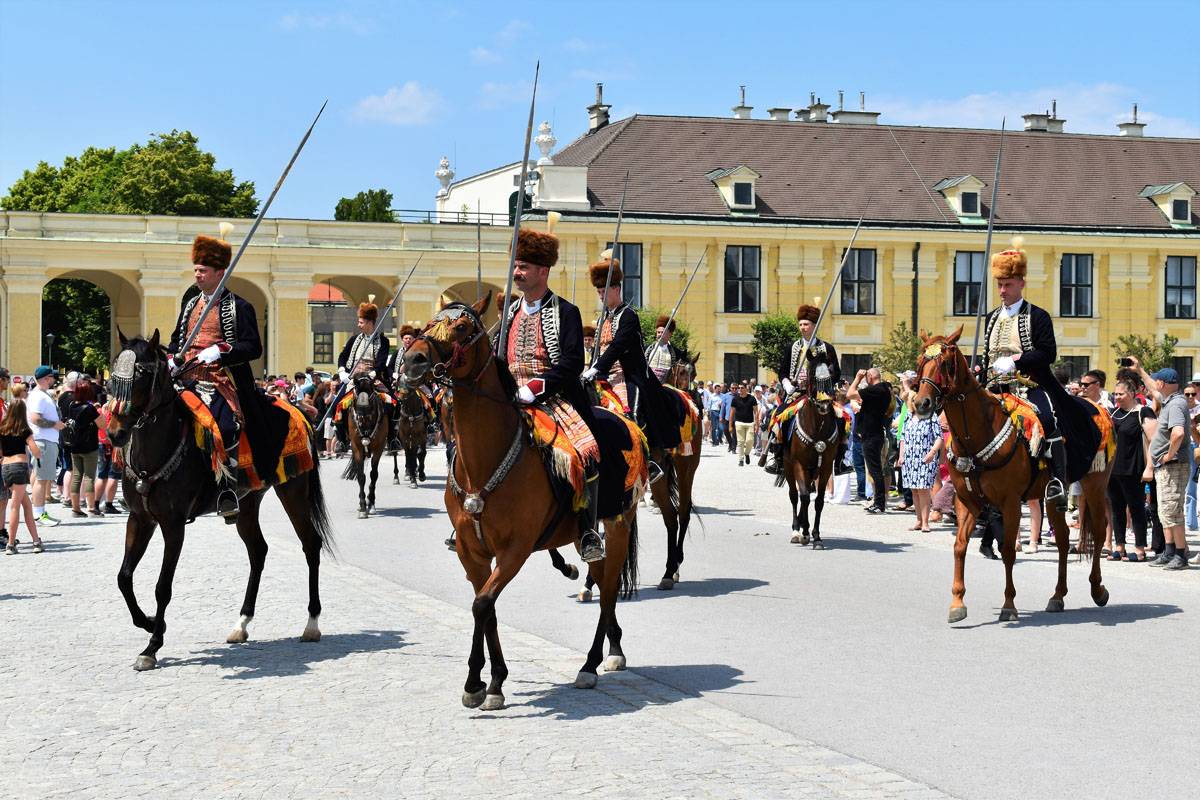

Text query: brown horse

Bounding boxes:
[779,393,844,549]
[393,379,430,487]
[403,294,642,710]
[654,353,704,590]
[912,326,1112,623]
[341,374,388,518]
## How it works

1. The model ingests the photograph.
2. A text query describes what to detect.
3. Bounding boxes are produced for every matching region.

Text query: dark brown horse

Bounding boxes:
[653,353,704,590]
[913,326,1112,623]
[403,294,642,710]
[341,374,388,518]
[393,378,430,487]
[781,394,844,549]
[107,332,332,671]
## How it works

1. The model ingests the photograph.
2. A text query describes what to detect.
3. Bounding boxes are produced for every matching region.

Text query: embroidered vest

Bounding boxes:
[346,333,380,376]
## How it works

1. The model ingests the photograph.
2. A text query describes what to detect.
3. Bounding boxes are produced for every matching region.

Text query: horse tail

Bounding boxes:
[341,456,363,481]
[619,514,640,600]
[307,444,336,556]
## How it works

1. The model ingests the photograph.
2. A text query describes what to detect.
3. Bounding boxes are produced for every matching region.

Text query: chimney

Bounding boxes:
[587,82,611,131]
[806,94,830,123]
[732,85,753,119]
[1118,103,1146,137]
[1046,99,1066,133]
[830,90,880,125]
[1022,110,1050,132]
[767,107,791,121]
[794,108,811,122]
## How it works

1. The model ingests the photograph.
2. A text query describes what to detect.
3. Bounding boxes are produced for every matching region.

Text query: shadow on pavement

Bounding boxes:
[370,506,441,520]
[953,603,1182,630]
[812,536,911,554]
[0,591,64,602]
[513,662,747,719]
[163,629,409,679]
[634,577,769,601]
[39,540,95,553]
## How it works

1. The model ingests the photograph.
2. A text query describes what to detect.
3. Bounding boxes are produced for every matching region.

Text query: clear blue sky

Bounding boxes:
[2,0,1198,219]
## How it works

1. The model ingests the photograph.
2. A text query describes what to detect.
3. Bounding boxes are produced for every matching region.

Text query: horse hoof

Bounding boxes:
[999,608,1019,622]
[1045,597,1065,613]
[462,689,486,708]
[226,629,249,644]
[574,671,598,689]
[790,533,802,544]
[577,589,592,603]
[673,571,680,582]
[409,481,417,489]
[604,655,626,672]
[565,564,579,581]
[357,511,368,519]
[393,478,401,485]
[133,655,157,671]
[947,606,968,624]
[1094,587,1110,607]
[656,578,675,591]
[480,693,506,712]
[812,540,825,550]
[301,626,321,643]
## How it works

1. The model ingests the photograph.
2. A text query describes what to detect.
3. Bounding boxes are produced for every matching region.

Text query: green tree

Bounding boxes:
[42,279,110,373]
[635,307,693,355]
[873,320,922,378]
[334,188,395,222]
[3,130,257,216]
[751,312,800,381]
[1110,333,1178,373]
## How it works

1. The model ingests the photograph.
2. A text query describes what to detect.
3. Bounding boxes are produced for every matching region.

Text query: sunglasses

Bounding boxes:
[1080,381,1098,387]
[1186,392,1197,397]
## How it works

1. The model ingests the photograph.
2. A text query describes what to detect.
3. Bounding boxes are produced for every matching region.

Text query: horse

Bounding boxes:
[106,331,332,671]
[403,293,643,710]
[912,326,1112,623]
[393,378,430,488]
[780,391,843,549]
[341,373,388,518]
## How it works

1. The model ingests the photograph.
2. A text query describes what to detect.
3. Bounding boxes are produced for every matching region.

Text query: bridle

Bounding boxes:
[108,345,188,495]
[350,374,383,446]
[915,340,963,414]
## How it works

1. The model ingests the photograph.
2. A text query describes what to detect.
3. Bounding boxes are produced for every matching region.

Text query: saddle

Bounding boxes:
[662,385,700,456]
[334,389,393,423]
[774,397,850,440]
[180,389,315,491]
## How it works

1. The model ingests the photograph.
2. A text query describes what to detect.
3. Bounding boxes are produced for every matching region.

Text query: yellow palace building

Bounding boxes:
[2,92,1198,381]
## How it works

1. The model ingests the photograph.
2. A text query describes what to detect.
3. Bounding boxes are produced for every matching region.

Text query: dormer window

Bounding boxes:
[932,174,986,224]
[706,165,761,212]
[1173,198,1191,222]
[960,191,979,215]
[1140,182,1195,228]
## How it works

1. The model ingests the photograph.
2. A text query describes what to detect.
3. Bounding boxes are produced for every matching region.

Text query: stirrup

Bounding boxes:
[217,489,240,522]
[1045,477,1068,511]
[444,531,457,551]
[580,530,605,563]
[647,461,664,484]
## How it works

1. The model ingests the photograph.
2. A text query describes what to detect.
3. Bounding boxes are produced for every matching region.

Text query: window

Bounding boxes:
[723,353,759,385]
[953,251,985,316]
[724,245,761,312]
[605,242,643,307]
[1172,199,1191,222]
[1171,356,1194,382]
[1059,356,1089,382]
[1060,253,1093,317]
[960,192,979,215]
[733,182,754,207]
[1165,255,1197,319]
[841,353,873,376]
[313,332,334,364]
[840,248,876,315]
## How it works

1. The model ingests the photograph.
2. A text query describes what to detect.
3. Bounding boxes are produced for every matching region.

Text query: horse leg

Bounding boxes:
[117,512,158,632]
[548,548,579,580]
[228,492,267,643]
[578,570,595,603]
[134,522,185,671]
[1084,480,1110,607]
[811,469,827,549]
[392,450,400,485]
[948,495,975,623]
[579,517,628,686]
[655,479,680,590]
[406,447,417,487]
[462,552,522,710]
[368,452,381,511]
[1046,487,1071,613]
[418,443,427,482]
[460,559,490,708]
[796,478,811,545]
[787,470,801,541]
[998,497,1022,622]
[356,455,368,518]
[278,478,324,641]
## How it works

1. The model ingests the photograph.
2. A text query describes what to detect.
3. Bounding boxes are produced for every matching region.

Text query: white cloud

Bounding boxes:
[479,81,532,110]
[872,83,1200,138]
[496,19,530,45]
[470,47,500,65]
[279,12,373,35]
[353,82,443,126]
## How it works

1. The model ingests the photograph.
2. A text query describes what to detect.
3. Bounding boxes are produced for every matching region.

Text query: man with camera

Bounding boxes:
[1130,358,1191,569]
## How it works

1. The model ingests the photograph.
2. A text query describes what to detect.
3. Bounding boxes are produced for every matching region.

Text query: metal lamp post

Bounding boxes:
[44,333,55,367]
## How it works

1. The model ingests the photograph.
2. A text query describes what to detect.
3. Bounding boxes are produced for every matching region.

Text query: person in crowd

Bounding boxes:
[730,382,760,466]
[719,383,733,450]
[892,372,917,512]
[27,366,64,528]
[896,394,943,532]
[847,367,893,514]
[55,371,80,509]
[93,401,124,515]
[321,378,341,458]
[707,383,725,446]
[66,381,102,517]
[1105,378,1155,561]
[753,385,769,456]
[1185,377,1199,533]
[1130,361,1191,569]
[1,400,44,554]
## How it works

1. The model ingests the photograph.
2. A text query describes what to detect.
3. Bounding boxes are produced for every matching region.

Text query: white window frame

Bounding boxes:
[959,191,980,216]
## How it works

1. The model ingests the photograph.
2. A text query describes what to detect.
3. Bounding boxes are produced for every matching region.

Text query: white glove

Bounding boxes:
[167,356,178,371]
[197,345,222,364]
[339,369,350,382]
[992,356,1016,375]
[581,367,599,381]
[516,386,536,404]
[782,378,795,395]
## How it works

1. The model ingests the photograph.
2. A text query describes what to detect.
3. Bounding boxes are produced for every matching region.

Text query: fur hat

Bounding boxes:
[655,315,676,333]
[357,302,378,322]
[515,228,558,268]
[582,324,596,338]
[796,304,820,324]
[990,236,1027,279]
[191,235,231,271]
[399,324,417,338]
[589,257,622,289]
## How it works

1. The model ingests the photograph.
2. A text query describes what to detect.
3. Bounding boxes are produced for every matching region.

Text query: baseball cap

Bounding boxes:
[1150,367,1179,384]
[34,365,58,380]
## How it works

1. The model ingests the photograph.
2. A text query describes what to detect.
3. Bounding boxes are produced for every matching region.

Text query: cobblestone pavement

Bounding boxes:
[1,483,956,800]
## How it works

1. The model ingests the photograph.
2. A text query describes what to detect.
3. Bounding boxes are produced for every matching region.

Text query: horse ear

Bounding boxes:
[118,327,129,348]
[474,290,492,317]
[918,328,928,344]
[947,325,963,344]
[149,328,161,349]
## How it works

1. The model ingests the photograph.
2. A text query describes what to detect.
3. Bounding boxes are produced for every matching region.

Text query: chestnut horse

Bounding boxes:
[403,294,642,710]
[106,333,332,671]
[781,394,843,549]
[913,327,1111,623]
[393,379,429,488]
[653,352,704,590]
[341,374,388,518]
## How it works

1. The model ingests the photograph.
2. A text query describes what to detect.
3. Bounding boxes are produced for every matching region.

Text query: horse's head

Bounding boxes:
[404,292,492,385]
[670,350,699,390]
[914,325,971,419]
[106,329,169,448]
[352,373,375,396]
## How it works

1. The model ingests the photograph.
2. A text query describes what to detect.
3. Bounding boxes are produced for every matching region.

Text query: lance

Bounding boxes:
[969,119,1006,368]
[647,246,707,356]
[591,171,631,364]
[475,199,482,301]
[173,100,328,374]
[495,62,540,358]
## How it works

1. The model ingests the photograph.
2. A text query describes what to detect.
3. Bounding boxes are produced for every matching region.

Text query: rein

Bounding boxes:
[112,348,191,496]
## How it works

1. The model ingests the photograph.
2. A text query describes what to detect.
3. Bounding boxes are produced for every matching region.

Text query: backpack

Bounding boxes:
[60,415,78,449]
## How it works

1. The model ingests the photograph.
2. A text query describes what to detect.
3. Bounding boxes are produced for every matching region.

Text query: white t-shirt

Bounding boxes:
[27,386,60,443]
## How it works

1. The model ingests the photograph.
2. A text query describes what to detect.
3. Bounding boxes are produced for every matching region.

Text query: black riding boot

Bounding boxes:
[387,411,400,455]
[579,470,605,563]
[217,441,240,523]
[977,506,1001,559]
[762,439,783,474]
[1045,437,1069,513]
[647,461,664,484]
[833,439,851,475]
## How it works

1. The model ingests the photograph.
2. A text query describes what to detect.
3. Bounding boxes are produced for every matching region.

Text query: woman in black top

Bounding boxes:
[67,381,103,517]
[1,399,46,553]
[1107,379,1155,560]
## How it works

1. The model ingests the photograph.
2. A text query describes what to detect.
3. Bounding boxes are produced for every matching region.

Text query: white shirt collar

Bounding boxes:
[1001,299,1024,317]
[521,296,544,315]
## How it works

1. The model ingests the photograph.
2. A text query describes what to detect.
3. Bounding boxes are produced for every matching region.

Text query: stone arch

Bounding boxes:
[180,276,270,377]
[311,274,395,333]
[440,280,506,326]
[43,268,142,373]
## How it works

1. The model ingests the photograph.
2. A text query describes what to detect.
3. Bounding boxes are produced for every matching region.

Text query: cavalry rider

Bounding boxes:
[582,254,682,462]
[982,239,1097,512]
[389,323,437,432]
[336,302,396,450]
[582,324,596,368]
[760,303,845,471]
[501,226,605,562]
[646,315,685,383]
[167,231,270,520]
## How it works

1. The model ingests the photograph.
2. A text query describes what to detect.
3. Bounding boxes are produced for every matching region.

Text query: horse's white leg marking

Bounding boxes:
[226,614,252,644]
[301,615,321,642]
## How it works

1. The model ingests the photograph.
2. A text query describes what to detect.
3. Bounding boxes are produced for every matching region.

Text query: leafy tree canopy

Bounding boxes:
[43,279,110,374]
[1110,333,1178,373]
[750,313,800,382]
[873,320,922,379]
[635,308,693,356]
[335,188,395,222]
[2,130,257,217]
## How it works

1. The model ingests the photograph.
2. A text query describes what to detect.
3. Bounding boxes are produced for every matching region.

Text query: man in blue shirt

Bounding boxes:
[720,385,734,453]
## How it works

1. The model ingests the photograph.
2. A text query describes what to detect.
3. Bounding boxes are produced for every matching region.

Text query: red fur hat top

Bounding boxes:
[655,315,676,332]
[515,228,559,268]
[357,302,378,322]
[191,235,231,271]
[796,304,820,323]
[588,257,622,289]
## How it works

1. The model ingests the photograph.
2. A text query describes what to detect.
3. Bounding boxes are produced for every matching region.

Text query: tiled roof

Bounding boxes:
[552,115,1200,231]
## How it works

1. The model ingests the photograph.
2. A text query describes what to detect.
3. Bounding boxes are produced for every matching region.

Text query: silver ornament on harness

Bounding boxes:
[463,493,485,515]
[814,441,827,453]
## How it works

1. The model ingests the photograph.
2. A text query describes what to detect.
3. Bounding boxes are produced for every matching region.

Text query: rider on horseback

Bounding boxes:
[337,302,395,451]
[502,227,606,563]
[645,315,686,383]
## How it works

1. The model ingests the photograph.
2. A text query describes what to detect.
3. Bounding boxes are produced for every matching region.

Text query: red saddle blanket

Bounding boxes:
[180,390,315,491]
